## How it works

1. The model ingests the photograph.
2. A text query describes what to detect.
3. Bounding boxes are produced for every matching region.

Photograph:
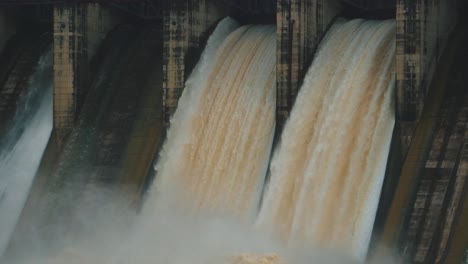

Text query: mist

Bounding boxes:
[2,182,399,264]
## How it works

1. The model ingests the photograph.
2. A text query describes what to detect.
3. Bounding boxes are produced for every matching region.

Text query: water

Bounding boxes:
[6,26,160,256]
[0,50,53,255]
[2,17,401,264]
[257,19,396,260]
[148,18,276,219]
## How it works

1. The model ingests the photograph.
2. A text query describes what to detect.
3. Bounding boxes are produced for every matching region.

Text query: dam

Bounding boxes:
[0,0,466,263]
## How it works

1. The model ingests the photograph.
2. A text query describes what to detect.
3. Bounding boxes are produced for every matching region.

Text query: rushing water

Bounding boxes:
[257,19,396,260]
[148,17,396,260]
[0,50,53,255]
[148,18,276,219]
[2,17,400,264]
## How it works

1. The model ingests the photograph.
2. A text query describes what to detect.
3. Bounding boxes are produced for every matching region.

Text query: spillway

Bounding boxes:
[0,1,466,263]
[0,50,53,255]
[1,16,398,264]
[148,17,396,260]
[257,19,396,260]
[148,18,276,219]
[7,25,165,254]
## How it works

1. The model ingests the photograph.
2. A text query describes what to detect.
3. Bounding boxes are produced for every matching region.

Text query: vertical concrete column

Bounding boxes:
[396,0,459,123]
[162,0,226,127]
[53,4,87,142]
[276,0,341,130]
[53,4,116,143]
[380,17,465,262]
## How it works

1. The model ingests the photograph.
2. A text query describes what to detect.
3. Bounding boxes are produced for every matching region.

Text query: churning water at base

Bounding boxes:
[148,18,276,219]
[0,51,53,255]
[258,19,396,260]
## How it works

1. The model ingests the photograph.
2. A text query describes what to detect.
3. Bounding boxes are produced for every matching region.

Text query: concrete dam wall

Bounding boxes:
[0,0,465,263]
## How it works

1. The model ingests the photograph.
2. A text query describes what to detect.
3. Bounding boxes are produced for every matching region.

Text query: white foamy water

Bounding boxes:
[257,19,396,260]
[147,17,276,219]
[0,51,53,255]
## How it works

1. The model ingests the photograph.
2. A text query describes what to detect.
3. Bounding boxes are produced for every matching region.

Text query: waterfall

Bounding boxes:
[0,17,401,264]
[257,19,396,260]
[148,17,276,219]
[0,50,53,255]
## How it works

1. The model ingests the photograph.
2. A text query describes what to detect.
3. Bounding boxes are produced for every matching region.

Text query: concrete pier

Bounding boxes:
[0,1,466,263]
[380,24,467,263]
[53,3,117,144]
[276,0,341,130]
[162,0,226,126]
[396,0,459,123]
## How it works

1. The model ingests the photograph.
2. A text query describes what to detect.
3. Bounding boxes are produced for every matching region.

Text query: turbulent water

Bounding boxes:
[257,19,396,260]
[1,17,400,264]
[148,18,276,219]
[0,51,53,255]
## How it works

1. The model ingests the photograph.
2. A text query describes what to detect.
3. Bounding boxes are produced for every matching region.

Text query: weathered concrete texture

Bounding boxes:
[53,5,86,141]
[53,3,117,144]
[396,0,460,123]
[163,0,227,126]
[381,26,467,264]
[438,125,468,264]
[276,0,341,130]
[401,87,467,264]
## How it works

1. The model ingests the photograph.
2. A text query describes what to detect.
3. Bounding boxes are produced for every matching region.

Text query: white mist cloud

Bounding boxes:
[4,185,399,264]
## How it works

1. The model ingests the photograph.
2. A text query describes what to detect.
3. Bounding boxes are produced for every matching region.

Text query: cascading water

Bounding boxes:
[257,19,396,260]
[6,26,163,256]
[148,18,276,219]
[0,50,53,255]
[2,17,401,264]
